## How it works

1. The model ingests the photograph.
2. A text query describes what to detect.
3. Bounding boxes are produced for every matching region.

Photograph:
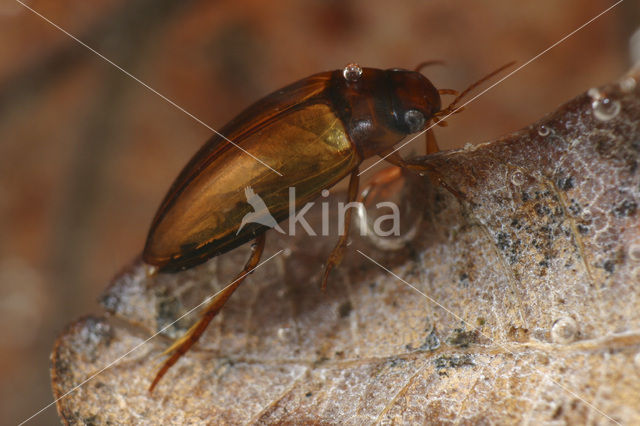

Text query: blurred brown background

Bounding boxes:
[1,0,637,424]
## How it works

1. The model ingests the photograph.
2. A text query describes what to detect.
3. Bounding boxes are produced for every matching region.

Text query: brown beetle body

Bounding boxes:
[144,67,440,272]
[144,63,512,391]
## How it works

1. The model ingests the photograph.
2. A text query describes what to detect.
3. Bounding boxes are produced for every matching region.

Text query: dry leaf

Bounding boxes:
[51,69,640,424]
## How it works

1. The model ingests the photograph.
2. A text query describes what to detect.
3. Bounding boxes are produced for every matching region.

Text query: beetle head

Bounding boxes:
[385,69,441,135]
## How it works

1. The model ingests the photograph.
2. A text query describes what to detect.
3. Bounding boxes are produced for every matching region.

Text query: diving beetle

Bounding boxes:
[144,62,511,391]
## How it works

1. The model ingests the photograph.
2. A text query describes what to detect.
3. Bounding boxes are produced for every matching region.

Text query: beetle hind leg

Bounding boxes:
[149,233,266,392]
[320,170,359,291]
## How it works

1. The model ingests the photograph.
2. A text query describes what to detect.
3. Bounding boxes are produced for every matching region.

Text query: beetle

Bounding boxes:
[144,62,512,391]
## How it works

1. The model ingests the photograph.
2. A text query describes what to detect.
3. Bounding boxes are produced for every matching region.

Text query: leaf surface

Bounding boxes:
[51,70,640,424]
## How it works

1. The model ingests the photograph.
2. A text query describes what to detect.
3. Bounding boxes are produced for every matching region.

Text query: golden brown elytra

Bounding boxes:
[144,62,513,391]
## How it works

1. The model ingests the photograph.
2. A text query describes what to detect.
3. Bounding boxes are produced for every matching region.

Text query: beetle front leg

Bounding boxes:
[425,127,440,154]
[320,170,359,291]
[383,151,466,201]
[149,233,266,392]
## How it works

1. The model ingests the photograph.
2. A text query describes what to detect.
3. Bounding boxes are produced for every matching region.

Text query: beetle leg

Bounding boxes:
[425,127,440,154]
[357,165,402,223]
[359,166,403,204]
[383,151,466,201]
[149,233,266,392]
[320,170,359,291]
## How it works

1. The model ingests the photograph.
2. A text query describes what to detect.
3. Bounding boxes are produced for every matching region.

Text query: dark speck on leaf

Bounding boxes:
[557,176,575,191]
[338,301,352,318]
[568,200,581,215]
[603,260,615,273]
[497,232,510,250]
[535,203,552,217]
[613,200,637,217]
[433,354,474,376]
[447,328,479,347]
[419,329,441,351]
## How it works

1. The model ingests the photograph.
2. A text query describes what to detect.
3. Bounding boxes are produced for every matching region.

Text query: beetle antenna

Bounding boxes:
[435,61,515,120]
[414,60,445,72]
[438,88,458,96]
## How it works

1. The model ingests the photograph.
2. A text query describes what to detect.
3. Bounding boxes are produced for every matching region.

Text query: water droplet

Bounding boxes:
[551,316,578,344]
[282,248,292,257]
[619,76,637,93]
[589,89,621,121]
[537,125,550,137]
[343,63,363,82]
[321,189,330,197]
[355,174,423,251]
[592,97,621,121]
[629,243,640,262]
[510,171,526,186]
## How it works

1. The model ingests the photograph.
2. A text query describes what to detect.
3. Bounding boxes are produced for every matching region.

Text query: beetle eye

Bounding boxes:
[404,109,425,133]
